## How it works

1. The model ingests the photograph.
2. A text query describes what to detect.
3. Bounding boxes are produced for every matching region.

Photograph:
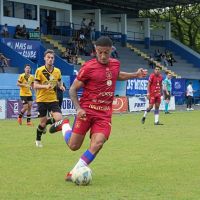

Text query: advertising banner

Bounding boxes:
[126,78,148,96]
[172,78,186,97]
[129,96,175,112]
[0,100,6,119]
[172,78,186,104]
[112,97,128,113]
[129,96,147,112]
[2,38,40,60]
[61,98,76,115]
[159,96,175,110]
[7,100,38,118]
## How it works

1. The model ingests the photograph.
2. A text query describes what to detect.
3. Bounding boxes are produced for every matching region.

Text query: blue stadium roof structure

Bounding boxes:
[52,0,200,16]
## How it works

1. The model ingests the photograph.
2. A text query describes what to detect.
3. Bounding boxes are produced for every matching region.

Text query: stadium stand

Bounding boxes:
[0,0,200,106]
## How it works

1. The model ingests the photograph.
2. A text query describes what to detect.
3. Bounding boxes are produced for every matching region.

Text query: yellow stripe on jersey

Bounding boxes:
[35,65,61,102]
[18,73,34,96]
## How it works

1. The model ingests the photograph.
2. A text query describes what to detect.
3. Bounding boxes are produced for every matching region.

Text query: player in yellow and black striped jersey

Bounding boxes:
[17,64,34,126]
[34,49,68,147]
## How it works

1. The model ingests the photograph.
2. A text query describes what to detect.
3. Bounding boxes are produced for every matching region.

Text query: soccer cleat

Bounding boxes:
[165,111,171,114]
[35,140,43,148]
[154,121,164,125]
[49,118,69,134]
[141,117,146,124]
[64,172,72,182]
[17,117,22,125]
[27,121,34,126]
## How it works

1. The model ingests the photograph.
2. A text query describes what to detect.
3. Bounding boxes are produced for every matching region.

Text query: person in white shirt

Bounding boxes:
[186,82,194,110]
[1,23,9,37]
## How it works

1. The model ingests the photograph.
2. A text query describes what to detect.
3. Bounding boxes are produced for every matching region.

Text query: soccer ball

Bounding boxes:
[72,166,92,186]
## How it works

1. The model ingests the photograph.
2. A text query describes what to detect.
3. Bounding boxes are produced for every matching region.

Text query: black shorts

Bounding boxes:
[37,102,61,117]
[20,96,33,104]
[163,91,171,100]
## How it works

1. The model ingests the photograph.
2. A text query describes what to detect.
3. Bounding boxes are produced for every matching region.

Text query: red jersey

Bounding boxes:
[148,73,163,97]
[77,58,120,118]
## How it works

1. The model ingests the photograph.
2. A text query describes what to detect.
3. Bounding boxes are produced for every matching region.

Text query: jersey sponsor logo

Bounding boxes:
[107,80,112,86]
[89,104,110,111]
[99,92,114,97]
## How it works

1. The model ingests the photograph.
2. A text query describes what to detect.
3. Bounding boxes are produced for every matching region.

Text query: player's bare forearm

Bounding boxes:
[69,86,81,111]
[58,80,65,91]
[118,69,148,80]
[69,79,84,111]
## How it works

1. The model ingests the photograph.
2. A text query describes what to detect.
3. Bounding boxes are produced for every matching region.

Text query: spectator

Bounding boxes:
[34,27,40,32]
[154,49,161,61]
[111,45,119,58]
[73,55,78,65]
[186,82,195,111]
[148,55,154,69]
[88,19,95,41]
[21,25,29,39]
[14,25,23,39]
[167,52,176,66]
[161,53,168,67]
[1,24,9,37]
[79,32,86,49]
[0,53,9,73]
[62,48,71,63]
[81,18,87,33]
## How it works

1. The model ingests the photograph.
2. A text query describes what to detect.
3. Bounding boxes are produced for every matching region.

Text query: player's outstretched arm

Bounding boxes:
[118,68,148,80]
[69,79,86,120]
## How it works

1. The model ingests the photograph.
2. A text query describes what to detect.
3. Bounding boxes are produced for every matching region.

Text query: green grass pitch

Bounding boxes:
[0,110,200,200]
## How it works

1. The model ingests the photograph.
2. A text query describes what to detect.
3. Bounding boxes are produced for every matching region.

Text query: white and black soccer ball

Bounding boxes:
[72,166,92,186]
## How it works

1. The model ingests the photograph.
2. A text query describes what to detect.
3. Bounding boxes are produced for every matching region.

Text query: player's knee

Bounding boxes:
[24,104,28,110]
[68,143,81,151]
[40,122,46,128]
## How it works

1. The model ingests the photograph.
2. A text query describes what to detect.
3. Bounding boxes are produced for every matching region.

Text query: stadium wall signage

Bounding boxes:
[112,97,128,113]
[0,100,6,119]
[1,38,40,60]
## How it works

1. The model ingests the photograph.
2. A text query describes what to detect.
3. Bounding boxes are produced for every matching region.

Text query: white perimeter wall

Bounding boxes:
[0,0,71,29]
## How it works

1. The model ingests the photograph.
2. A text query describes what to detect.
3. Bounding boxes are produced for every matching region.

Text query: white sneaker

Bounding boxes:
[35,140,43,148]
[187,108,190,111]
[190,108,194,110]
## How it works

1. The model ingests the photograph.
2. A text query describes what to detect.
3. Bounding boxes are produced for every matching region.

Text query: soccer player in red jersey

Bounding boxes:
[50,36,148,181]
[141,66,163,125]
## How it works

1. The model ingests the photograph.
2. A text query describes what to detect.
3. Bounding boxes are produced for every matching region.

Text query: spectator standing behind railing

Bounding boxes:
[81,18,87,34]
[21,25,29,39]
[88,19,95,41]
[111,45,119,58]
[1,24,9,37]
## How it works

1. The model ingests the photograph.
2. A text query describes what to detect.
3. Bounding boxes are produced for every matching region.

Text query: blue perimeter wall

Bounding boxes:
[1,74,200,105]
